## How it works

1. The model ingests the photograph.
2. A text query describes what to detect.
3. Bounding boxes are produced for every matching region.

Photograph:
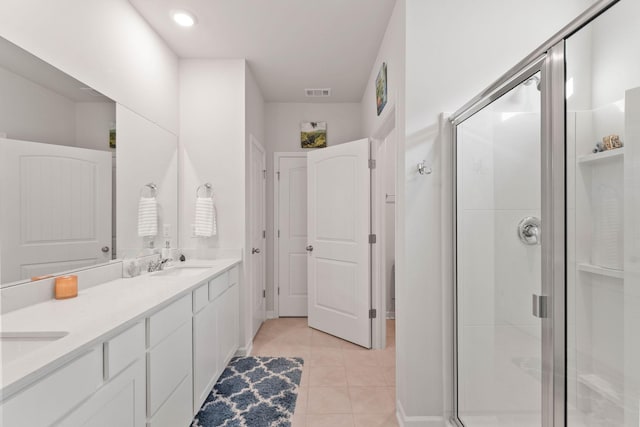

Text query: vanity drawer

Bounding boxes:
[1,346,102,426]
[147,321,192,417]
[229,265,239,285]
[104,321,145,380]
[148,294,191,348]
[208,271,229,301]
[192,283,209,314]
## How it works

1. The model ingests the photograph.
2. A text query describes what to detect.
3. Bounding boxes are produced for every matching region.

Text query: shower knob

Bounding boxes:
[517,217,541,245]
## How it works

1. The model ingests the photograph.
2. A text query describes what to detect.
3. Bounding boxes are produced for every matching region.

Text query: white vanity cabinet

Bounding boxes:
[1,322,146,427]
[146,294,193,427]
[60,322,147,427]
[192,266,239,414]
[0,260,242,427]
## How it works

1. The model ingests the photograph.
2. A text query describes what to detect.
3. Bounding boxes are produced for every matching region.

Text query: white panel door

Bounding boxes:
[307,138,371,348]
[277,155,308,316]
[249,136,266,337]
[0,138,112,283]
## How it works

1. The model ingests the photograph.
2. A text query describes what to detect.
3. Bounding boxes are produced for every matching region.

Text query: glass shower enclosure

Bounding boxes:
[451,0,640,425]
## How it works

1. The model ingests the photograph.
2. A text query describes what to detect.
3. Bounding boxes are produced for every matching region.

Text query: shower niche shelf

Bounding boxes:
[577,263,623,280]
[577,148,624,164]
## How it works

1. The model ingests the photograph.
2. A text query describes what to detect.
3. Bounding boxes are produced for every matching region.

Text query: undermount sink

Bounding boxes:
[1,331,68,364]
[151,266,211,278]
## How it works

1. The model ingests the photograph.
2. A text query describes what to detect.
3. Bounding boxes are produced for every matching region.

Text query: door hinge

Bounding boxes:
[263,169,267,179]
[369,309,377,319]
[369,234,377,244]
[263,289,266,298]
[368,159,376,169]
[277,171,280,180]
[532,294,548,318]
[277,229,280,238]
[263,230,266,238]
[277,287,280,295]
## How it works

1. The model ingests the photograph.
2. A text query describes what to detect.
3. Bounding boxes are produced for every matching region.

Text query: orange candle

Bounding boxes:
[55,275,78,299]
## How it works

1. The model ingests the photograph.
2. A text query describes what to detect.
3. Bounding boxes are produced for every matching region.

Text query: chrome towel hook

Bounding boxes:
[417,161,432,175]
[196,182,213,198]
[141,182,157,197]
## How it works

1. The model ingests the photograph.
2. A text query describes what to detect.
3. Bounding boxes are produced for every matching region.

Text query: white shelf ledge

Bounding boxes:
[578,373,623,407]
[577,263,624,279]
[577,148,624,164]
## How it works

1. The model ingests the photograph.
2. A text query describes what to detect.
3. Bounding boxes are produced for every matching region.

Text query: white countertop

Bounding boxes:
[0,258,241,398]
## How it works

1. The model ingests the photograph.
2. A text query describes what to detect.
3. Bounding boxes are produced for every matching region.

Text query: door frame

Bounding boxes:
[249,134,266,338]
[370,103,397,350]
[273,151,307,318]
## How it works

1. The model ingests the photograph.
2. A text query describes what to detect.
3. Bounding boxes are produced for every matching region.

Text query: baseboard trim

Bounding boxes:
[397,400,445,427]
[235,341,253,357]
[266,311,277,319]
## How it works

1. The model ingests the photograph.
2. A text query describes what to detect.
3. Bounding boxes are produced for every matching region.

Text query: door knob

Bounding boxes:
[101,246,110,253]
[306,245,313,252]
[252,248,261,254]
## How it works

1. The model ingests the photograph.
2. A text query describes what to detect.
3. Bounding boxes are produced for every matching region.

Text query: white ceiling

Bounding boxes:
[128,0,396,103]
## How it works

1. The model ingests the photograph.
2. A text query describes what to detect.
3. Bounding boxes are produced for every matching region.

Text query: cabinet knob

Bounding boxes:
[252,248,261,254]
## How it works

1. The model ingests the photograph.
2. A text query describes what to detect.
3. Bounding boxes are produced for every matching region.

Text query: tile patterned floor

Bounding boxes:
[251,318,398,427]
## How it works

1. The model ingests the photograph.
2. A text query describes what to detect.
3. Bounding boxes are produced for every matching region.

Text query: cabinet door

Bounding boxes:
[58,359,145,427]
[217,284,239,368]
[193,301,218,414]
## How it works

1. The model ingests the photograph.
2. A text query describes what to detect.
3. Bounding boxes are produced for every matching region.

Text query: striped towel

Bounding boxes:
[137,197,158,237]
[194,197,217,237]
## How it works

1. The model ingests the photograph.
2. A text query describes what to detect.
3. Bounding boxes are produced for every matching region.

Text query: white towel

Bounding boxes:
[137,197,158,237]
[194,197,217,237]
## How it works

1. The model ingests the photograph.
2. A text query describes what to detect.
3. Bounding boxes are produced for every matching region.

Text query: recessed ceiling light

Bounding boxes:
[172,10,196,27]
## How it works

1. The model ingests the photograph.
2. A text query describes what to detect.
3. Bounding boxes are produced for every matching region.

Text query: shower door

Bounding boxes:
[453,42,566,426]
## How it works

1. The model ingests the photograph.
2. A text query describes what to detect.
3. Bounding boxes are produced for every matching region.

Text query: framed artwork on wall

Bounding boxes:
[376,62,388,116]
[301,122,327,148]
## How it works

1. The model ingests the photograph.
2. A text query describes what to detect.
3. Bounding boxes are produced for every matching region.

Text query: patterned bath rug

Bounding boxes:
[192,356,304,427]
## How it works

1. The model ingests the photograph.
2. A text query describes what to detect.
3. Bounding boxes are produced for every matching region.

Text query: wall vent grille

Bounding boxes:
[305,88,331,97]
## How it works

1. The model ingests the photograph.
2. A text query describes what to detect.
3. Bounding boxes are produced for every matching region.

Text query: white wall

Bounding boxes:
[0,64,115,152]
[117,105,178,256]
[179,59,250,346]
[0,0,179,135]
[403,0,593,423]
[179,59,246,253]
[245,63,266,337]
[265,102,363,313]
[0,0,180,263]
[0,66,76,145]
[75,102,116,152]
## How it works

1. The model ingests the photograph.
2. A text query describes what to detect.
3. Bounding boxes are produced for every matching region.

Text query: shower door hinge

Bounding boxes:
[369,234,377,244]
[263,230,266,238]
[369,309,377,319]
[263,289,266,298]
[278,287,280,295]
[277,171,280,180]
[368,159,376,169]
[532,294,548,318]
[278,229,280,238]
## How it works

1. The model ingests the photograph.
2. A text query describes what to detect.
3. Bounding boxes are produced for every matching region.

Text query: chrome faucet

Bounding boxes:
[148,258,169,272]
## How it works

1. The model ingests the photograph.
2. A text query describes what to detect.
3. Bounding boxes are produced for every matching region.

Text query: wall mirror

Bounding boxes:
[0,36,116,287]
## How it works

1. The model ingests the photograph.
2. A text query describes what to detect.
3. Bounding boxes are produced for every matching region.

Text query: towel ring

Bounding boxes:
[141,182,158,198]
[196,183,213,198]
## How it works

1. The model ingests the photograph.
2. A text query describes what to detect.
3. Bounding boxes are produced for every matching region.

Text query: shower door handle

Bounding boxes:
[532,294,548,318]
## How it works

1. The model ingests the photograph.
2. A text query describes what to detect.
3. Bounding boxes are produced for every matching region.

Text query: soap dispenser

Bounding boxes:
[161,224,173,262]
